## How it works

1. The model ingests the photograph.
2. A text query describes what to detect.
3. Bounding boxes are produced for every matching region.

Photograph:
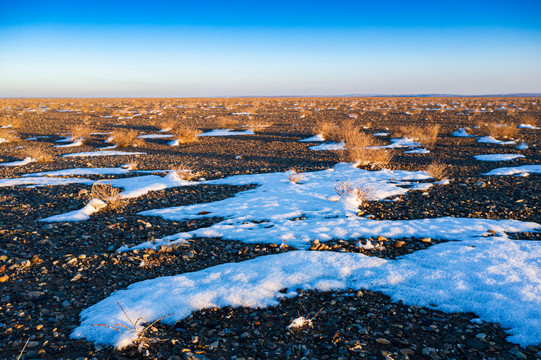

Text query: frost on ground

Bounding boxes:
[483,165,541,176]
[137,163,538,249]
[474,154,525,162]
[72,235,541,349]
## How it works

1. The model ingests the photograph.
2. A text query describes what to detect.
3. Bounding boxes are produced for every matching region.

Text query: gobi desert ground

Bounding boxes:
[0,97,540,360]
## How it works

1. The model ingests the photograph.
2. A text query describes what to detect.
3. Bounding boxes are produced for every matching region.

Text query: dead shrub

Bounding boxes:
[396,124,440,146]
[69,124,92,143]
[287,168,305,183]
[90,181,124,210]
[0,129,19,143]
[476,122,518,139]
[333,178,375,205]
[23,145,53,163]
[110,129,140,148]
[215,116,238,129]
[159,120,178,132]
[343,130,392,168]
[174,125,201,144]
[425,161,449,180]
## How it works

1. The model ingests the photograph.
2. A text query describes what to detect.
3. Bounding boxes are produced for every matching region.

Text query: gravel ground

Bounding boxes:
[0,98,540,359]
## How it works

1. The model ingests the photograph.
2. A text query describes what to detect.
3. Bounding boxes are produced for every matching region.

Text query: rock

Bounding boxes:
[376,236,388,242]
[421,347,437,356]
[420,237,431,243]
[509,347,527,359]
[181,350,210,360]
[0,275,8,282]
[375,338,391,345]
[474,181,486,188]
[394,241,406,248]
[399,348,414,355]
[475,333,486,340]
[70,273,82,282]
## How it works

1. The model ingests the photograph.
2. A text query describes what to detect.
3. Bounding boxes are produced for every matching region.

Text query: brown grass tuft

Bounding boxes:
[174,125,201,144]
[110,129,140,148]
[476,122,518,140]
[287,168,305,183]
[90,181,124,210]
[396,124,440,147]
[333,178,375,205]
[342,130,393,168]
[23,145,53,163]
[425,161,449,180]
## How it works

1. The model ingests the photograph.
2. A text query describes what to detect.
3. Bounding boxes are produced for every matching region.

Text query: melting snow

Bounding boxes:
[309,141,346,151]
[62,151,146,157]
[198,129,255,137]
[483,165,541,176]
[299,134,325,142]
[1,157,36,166]
[477,136,517,145]
[41,199,107,222]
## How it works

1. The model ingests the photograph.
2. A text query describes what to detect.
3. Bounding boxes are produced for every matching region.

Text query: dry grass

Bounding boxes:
[90,181,124,210]
[171,164,201,181]
[174,125,201,144]
[0,129,19,143]
[244,117,270,131]
[396,124,440,147]
[342,130,393,168]
[23,145,53,163]
[0,115,21,128]
[110,129,140,148]
[215,116,239,129]
[333,178,375,204]
[159,120,178,132]
[425,161,449,180]
[313,120,339,142]
[476,121,518,140]
[69,124,92,143]
[287,168,305,183]
[516,113,539,127]
[92,301,172,352]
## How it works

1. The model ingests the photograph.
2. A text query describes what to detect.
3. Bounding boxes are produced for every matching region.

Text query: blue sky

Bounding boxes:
[1,0,540,97]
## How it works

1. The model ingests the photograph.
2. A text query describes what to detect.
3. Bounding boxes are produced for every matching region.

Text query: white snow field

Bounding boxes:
[483,165,541,176]
[477,136,517,145]
[474,154,525,162]
[136,163,538,249]
[40,199,107,222]
[309,141,346,151]
[452,128,474,137]
[72,234,541,349]
[367,137,420,149]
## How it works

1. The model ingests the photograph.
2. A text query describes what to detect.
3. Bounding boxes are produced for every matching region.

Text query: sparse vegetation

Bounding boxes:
[23,145,53,163]
[342,129,392,168]
[110,129,140,148]
[287,168,305,183]
[476,121,518,140]
[90,181,124,210]
[174,125,201,144]
[92,302,172,352]
[425,161,449,180]
[333,178,375,205]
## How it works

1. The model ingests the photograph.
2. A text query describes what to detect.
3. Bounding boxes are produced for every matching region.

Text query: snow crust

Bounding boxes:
[197,129,255,137]
[23,167,131,177]
[452,128,474,137]
[367,137,420,149]
[40,199,107,222]
[483,165,541,176]
[309,141,346,151]
[137,134,174,139]
[403,148,430,154]
[477,136,517,145]
[474,154,525,162]
[517,124,540,129]
[299,134,325,142]
[73,235,541,348]
[1,157,36,166]
[62,151,146,157]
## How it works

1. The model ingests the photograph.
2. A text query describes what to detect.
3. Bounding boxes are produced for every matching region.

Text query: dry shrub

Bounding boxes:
[171,164,201,181]
[110,129,140,148]
[0,129,19,143]
[244,117,270,131]
[0,115,21,128]
[425,161,449,180]
[23,145,53,163]
[287,168,305,183]
[174,125,201,144]
[69,124,92,143]
[333,178,374,204]
[517,113,539,127]
[90,181,124,210]
[397,124,440,146]
[343,130,392,168]
[159,120,178,132]
[215,116,238,129]
[476,121,517,139]
[313,120,339,141]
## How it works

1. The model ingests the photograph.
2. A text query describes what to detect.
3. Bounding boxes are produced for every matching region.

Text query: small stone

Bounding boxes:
[475,333,486,340]
[509,347,527,359]
[70,273,82,282]
[399,348,414,355]
[421,237,432,243]
[422,347,437,356]
[375,338,391,345]
[0,275,8,282]
[474,181,486,188]
[376,236,388,242]
[78,189,89,196]
[394,240,406,248]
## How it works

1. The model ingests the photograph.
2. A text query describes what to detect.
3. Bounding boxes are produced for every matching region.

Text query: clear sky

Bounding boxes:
[1,0,540,97]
